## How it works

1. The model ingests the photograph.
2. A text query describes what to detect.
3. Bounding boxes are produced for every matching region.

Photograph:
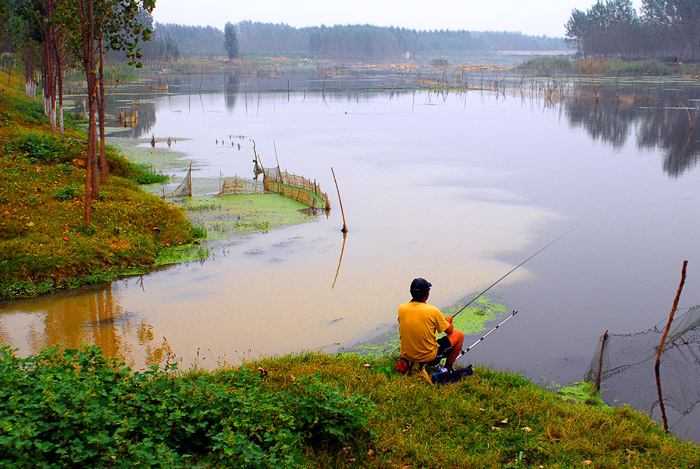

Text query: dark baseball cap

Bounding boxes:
[410,278,432,297]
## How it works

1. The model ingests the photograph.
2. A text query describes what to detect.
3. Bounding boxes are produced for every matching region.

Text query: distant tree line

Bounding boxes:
[152,21,567,59]
[154,22,224,57]
[566,0,700,60]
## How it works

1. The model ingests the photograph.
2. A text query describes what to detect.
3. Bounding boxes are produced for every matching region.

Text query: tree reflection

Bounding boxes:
[3,284,169,369]
[224,72,240,111]
[564,87,700,177]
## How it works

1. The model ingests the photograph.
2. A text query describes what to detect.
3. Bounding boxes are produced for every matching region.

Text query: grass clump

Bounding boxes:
[518,56,574,73]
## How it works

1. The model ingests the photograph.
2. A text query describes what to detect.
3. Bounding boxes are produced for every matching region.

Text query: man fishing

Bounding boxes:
[398,278,464,371]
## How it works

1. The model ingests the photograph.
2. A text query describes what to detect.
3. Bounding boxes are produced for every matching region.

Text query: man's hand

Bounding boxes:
[444,316,454,334]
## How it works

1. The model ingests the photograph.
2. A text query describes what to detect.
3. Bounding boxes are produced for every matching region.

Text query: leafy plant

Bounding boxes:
[53,184,81,201]
[134,163,168,184]
[6,133,74,163]
[191,226,207,239]
[0,346,375,467]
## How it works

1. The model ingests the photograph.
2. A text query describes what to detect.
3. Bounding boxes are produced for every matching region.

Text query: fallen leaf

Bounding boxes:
[26,222,34,227]
[583,461,592,466]
[521,427,532,432]
[500,418,509,424]
[366,449,375,459]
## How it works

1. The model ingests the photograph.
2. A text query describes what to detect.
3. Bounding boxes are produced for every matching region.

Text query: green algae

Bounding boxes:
[172,193,317,242]
[557,381,606,407]
[348,294,509,356]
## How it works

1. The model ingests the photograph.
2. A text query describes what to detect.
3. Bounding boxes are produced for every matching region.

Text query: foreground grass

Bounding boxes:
[1,345,697,467]
[268,354,699,468]
[0,70,198,299]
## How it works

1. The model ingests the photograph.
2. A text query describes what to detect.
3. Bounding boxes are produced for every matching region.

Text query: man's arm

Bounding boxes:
[443,316,454,335]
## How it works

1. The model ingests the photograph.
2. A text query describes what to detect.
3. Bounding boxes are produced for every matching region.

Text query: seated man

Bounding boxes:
[398,278,465,370]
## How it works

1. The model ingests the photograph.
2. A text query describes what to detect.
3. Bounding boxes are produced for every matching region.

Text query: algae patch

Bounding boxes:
[557,381,606,407]
[348,294,509,356]
[173,194,318,242]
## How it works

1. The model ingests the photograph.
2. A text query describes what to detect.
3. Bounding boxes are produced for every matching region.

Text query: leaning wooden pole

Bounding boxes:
[331,167,347,233]
[594,330,609,393]
[655,260,688,433]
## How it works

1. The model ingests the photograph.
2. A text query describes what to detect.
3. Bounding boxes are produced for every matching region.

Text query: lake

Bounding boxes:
[1,75,699,441]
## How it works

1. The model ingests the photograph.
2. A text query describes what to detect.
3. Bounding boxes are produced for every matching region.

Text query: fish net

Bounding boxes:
[585,305,700,417]
[263,167,280,183]
[217,176,264,195]
[164,165,192,198]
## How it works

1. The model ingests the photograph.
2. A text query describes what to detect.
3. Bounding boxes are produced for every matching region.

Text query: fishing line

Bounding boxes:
[452,228,573,319]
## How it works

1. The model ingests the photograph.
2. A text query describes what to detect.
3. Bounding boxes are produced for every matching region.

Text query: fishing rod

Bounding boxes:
[452,228,573,319]
[456,310,518,360]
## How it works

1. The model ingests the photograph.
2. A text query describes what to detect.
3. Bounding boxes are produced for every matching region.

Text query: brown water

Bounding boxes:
[2,84,700,440]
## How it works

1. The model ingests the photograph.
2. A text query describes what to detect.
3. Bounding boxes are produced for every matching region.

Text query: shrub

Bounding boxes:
[518,56,573,72]
[6,133,70,163]
[53,183,81,201]
[0,346,375,467]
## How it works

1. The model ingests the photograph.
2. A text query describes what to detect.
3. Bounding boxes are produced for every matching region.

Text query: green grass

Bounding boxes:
[0,70,196,299]
[1,345,696,467]
[264,353,700,468]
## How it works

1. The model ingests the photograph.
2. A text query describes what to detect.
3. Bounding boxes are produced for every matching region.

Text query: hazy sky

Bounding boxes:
[152,0,645,38]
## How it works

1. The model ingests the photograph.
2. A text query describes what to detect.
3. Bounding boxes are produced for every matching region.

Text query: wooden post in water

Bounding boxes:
[655,260,688,433]
[331,167,347,233]
[594,330,608,393]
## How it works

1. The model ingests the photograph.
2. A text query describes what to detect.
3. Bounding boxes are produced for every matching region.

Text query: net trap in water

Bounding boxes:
[585,304,700,424]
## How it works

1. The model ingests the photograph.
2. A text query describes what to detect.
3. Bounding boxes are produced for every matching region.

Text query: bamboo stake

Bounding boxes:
[188,162,192,197]
[655,260,688,433]
[594,330,608,393]
[331,167,347,233]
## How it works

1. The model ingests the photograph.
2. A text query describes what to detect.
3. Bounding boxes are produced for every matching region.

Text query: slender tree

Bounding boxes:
[61,0,155,225]
[223,21,238,59]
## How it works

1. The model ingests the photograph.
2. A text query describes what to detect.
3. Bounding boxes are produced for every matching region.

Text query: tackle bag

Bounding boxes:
[431,364,473,385]
[396,358,411,374]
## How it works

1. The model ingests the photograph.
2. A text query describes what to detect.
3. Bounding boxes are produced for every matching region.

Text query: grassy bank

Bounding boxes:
[0,71,198,299]
[518,56,700,77]
[1,345,697,467]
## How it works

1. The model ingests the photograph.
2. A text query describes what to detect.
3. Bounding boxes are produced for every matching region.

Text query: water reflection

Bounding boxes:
[224,73,240,110]
[565,87,700,177]
[0,284,171,369]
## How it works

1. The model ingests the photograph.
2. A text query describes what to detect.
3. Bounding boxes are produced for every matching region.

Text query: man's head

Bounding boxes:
[410,278,432,301]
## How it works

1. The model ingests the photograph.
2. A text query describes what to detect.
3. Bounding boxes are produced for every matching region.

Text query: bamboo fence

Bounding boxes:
[264,169,330,209]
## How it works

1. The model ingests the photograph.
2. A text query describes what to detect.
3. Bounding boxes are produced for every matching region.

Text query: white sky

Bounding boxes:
[152,0,645,38]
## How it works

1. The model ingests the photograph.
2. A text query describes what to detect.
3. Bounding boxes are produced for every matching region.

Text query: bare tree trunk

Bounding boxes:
[79,0,97,226]
[98,36,108,184]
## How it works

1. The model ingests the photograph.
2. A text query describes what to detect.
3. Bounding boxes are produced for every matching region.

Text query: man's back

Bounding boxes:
[398,300,450,363]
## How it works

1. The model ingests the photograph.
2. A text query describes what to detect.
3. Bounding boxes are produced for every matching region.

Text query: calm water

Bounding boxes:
[2,83,700,441]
